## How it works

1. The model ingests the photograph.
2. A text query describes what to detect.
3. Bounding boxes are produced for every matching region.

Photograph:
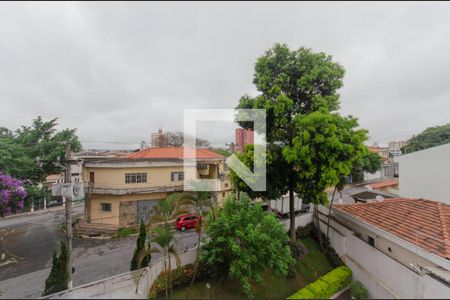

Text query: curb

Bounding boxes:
[0,202,84,221]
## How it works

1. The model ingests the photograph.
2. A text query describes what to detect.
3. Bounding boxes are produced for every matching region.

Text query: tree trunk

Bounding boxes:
[314,204,325,251]
[186,218,202,299]
[326,186,337,239]
[288,174,296,244]
[164,254,168,299]
[168,249,172,298]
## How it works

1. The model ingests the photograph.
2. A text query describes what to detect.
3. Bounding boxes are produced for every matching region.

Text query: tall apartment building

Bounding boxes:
[388,140,407,156]
[234,128,254,152]
[151,128,168,148]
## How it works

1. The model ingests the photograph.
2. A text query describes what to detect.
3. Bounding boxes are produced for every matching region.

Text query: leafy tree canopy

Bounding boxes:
[402,123,450,154]
[201,194,294,298]
[283,109,367,204]
[0,116,81,183]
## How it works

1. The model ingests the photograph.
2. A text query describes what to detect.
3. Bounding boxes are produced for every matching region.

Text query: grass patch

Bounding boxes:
[169,237,332,299]
[115,227,138,238]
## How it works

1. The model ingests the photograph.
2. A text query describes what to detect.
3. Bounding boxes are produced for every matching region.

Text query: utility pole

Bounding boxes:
[64,142,73,289]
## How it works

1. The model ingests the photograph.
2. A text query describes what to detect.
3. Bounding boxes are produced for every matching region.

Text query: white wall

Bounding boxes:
[42,249,197,299]
[281,212,313,231]
[396,143,450,204]
[317,206,449,299]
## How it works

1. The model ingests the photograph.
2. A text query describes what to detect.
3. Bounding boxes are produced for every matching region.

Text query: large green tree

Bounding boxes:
[350,149,381,183]
[402,123,450,154]
[236,44,345,243]
[202,195,294,298]
[0,117,81,209]
[0,117,81,183]
[283,108,367,248]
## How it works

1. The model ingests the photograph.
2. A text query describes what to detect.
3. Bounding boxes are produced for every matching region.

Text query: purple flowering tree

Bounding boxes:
[0,172,28,217]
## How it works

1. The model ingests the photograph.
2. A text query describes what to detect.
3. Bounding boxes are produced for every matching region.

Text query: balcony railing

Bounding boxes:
[85,182,184,195]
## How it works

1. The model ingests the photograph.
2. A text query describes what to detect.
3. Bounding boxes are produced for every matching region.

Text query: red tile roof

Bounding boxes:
[334,198,450,259]
[368,146,388,153]
[128,147,224,160]
[368,179,399,189]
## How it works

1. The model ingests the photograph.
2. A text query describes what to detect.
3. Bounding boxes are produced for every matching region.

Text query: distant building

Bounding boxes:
[368,144,390,161]
[388,140,407,156]
[395,143,450,204]
[234,128,254,152]
[151,128,168,148]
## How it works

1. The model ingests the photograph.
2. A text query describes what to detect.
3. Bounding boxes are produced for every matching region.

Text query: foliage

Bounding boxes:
[43,241,69,296]
[172,237,332,300]
[201,196,294,298]
[148,262,210,298]
[288,266,352,299]
[149,193,189,226]
[0,172,27,216]
[402,123,450,154]
[0,117,81,211]
[150,223,181,298]
[296,224,314,238]
[310,224,343,268]
[235,44,360,243]
[229,144,290,200]
[211,148,232,157]
[166,131,210,148]
[174,185,212,296]
[283,108,367,205]
[116,227,138,238]
[350,281,369,299]
[24,183,51,211]
[351,149,381,183]
[0,117,81,183]
[130,220,150,271]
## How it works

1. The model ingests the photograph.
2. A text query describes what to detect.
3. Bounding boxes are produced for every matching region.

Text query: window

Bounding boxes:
[368,236,375,247]
[89,172,95,183]
[171,172,184,181]
[125,173,147,184]
[225,183,229,188]
[101,203,111,212]
[197,164,208,170]
[222,193,225,197]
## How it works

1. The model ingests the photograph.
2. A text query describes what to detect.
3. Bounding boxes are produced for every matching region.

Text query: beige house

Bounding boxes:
[83,147,232,228]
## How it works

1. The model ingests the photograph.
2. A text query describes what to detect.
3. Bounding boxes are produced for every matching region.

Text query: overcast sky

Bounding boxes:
[1,2,449,150]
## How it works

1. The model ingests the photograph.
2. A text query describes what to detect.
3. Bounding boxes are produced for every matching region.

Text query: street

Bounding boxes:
[0,206,199,299]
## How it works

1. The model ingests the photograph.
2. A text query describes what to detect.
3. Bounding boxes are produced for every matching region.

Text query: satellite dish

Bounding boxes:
[376,195,385,202]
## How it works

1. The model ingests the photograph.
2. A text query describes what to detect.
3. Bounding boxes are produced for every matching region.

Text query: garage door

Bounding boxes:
[137,199,160,224]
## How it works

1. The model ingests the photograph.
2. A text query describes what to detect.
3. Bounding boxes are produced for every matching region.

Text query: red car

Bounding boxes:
[176,214,201,231]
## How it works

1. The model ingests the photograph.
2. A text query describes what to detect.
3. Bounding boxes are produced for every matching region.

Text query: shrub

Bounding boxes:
[350,281,368,299]
[149,262,210,299]
[296,224,313,238]
[116,227,137,238]
[288,266,352,299]
[310,223,344,268]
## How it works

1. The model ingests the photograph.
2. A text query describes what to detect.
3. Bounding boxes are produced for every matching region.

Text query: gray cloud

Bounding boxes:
[1,2,449,149]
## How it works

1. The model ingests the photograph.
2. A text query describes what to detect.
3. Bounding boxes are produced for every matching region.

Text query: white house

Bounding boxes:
[395,143,450,204]
[320,198,450,299]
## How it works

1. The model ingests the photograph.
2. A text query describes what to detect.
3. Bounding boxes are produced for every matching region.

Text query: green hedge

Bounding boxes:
[288,266,352,299]
[148,261,211,299]
[350,281,368,299]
